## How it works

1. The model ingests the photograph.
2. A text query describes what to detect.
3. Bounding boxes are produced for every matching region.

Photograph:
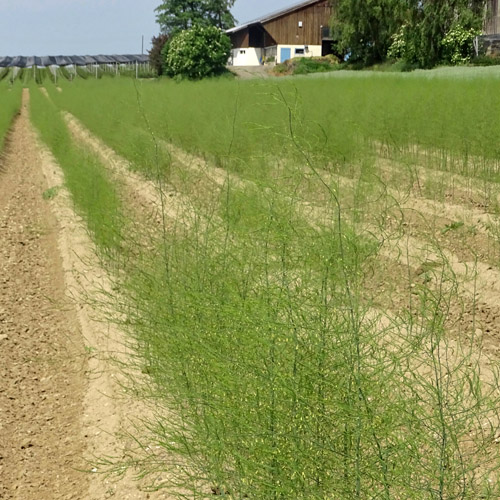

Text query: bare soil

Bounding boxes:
[0,92,87,499]
[229,65,272,80]
[0,91,171,499]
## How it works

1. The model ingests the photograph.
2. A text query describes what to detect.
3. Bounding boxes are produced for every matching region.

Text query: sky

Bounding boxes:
[0,0,293,56]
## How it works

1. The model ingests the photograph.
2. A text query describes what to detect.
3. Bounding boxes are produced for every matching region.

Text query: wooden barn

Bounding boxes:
[226,0,333,66]
[485,0,500,34]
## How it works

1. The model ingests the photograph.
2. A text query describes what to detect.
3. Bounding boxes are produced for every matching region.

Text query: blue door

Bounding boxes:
[280,47,291,63]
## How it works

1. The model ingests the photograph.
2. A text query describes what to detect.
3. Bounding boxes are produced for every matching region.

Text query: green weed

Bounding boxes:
[42,185,61,200]
[0,84,21,152]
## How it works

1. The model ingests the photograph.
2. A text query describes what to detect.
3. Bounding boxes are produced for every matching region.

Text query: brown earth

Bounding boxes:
[229,65,272,80]
[0,91,171,499]
[0,93,87,498]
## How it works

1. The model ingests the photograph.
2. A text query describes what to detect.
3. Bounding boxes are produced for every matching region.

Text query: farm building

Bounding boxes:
[482,1,500,55]
[485,0,500,34]
[226,0,333,66]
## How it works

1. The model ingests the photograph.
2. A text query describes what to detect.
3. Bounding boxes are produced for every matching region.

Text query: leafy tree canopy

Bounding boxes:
[162,25,232,79]
[332,0,487,68]
[401,0,486,68]
[156,0,236,35]
[332,0,406,65]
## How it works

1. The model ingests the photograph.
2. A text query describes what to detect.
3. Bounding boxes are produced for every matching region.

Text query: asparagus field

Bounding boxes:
[3,69,500,498]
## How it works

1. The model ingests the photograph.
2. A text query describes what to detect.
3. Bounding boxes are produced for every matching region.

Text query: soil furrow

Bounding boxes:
[34,96,172,499]
[0,89,171,499]
[377,155,500,209]
[0,90,87,499]
[62,112,198,230]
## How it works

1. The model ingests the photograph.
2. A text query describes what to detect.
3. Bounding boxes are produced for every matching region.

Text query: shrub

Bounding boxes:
[441,25,479,65]
[163,25,232,80]
[273,56,340,76]
[387,25,407,60]
[293,56,340,74]
[471,55,500,66]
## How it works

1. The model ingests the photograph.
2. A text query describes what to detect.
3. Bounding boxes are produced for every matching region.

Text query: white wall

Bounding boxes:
[230,48,263,66]
[230,44,323,66]
[276,45,322,63]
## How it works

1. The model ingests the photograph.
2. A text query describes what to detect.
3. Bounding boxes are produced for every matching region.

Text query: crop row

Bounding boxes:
[0,84,21,153]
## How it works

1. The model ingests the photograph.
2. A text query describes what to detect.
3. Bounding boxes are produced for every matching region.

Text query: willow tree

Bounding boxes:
[331,0,406,65]
[401,0,486,68]
[331,0,487,67]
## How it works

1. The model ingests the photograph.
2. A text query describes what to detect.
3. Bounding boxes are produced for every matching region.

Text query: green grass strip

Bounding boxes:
[0,84,22,153]
[50,73,500,186]
[29,86,123,253]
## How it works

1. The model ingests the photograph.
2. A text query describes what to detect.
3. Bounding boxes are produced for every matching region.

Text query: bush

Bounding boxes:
[441,25,479,65]
[293,56,340,74]
[273,56,340,76]
[163,25,231,80]
[387,26,407,60]
[471,55,500,66]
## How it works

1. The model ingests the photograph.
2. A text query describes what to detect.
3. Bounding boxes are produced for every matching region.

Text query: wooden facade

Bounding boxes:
[485,0,500,34]
[263,1,331,46]
[231,29,250,49]
[228,0,332,49]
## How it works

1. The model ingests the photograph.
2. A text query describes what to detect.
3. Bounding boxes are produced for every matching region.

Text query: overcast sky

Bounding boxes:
[0,0,293,56]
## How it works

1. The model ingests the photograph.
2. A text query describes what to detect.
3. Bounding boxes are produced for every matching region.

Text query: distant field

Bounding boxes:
[4,71,500,497]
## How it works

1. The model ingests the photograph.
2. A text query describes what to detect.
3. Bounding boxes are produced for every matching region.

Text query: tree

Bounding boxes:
[399,0,485,68]
[156,0,236,35]
[162,25,232,79]
[149,34,169,75]
[204,0,237,29]
[331,0,486,68]
[331,0,406,65]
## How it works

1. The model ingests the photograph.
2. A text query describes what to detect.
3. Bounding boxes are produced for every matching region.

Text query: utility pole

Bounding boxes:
[142,35,144,55]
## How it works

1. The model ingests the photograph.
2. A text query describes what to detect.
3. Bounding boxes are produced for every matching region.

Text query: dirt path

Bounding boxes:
[229,65,272,79]
[0,93,87,498]
[0,91,171,499]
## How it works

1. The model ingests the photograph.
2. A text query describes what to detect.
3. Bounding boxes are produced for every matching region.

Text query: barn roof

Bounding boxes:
[226,0,322,34]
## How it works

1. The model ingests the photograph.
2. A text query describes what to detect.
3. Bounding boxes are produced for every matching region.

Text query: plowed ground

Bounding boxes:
[0,94,87,499]
[0,92,170,499]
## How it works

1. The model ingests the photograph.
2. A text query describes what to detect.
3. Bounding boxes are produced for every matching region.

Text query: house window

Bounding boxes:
[240,50,246,54]
[295,48,305,55]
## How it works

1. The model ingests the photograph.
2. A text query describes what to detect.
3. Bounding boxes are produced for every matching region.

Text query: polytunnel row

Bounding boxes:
[0,55,149,68]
